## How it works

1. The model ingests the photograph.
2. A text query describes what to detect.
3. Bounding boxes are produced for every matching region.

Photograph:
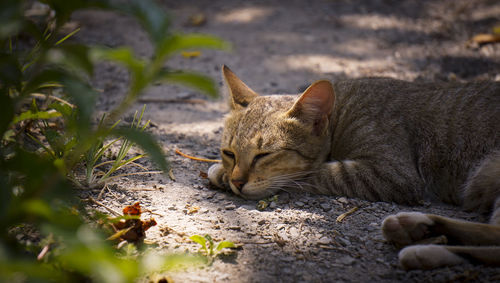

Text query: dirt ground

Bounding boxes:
[74,0,500,282]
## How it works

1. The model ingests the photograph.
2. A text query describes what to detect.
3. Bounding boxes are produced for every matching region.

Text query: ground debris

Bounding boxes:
[107,202,157,243]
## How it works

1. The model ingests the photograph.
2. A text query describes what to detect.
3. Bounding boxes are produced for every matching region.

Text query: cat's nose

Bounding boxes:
[231,179,246,190]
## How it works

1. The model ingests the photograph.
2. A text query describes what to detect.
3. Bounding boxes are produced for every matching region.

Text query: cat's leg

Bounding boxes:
[208,163,228,189]
[398,245,500,270]
[382,210,500,269]
[462,151,500,214]
[382,212,500,247]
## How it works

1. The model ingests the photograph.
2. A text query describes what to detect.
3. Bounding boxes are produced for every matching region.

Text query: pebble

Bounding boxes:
[320,203,331,211]
[258,219,266,225]
[338,255,356,265]
[294,201,305,207]
[337,197,348,204]
[318,236,332,245]
[337,237,351,246]
[225,204,236,210]
[269,201,277,209]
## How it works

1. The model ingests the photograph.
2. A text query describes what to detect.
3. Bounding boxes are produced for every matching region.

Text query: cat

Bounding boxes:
[208,65,500,270]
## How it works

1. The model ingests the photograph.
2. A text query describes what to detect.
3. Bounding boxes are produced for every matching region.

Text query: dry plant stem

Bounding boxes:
[97,184,110,200]
[336,207,359,222]
[175,148,221,163]
[37,244,50,261]
[30,93,75,108]
[85,196,121,216]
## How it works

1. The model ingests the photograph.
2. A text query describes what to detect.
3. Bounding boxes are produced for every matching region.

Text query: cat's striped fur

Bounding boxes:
[208,66,500,269]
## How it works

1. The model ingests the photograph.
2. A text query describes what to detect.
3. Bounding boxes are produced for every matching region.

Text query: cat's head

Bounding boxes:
[218,66,335,199]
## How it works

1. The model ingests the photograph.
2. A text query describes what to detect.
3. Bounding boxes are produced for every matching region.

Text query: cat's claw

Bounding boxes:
[398,245,465,270]
[208,163,226,189]
[382,212,435,247]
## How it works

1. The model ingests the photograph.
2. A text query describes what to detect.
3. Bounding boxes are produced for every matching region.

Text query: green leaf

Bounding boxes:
[12,109,62,125]
[49,44,93,76]
[91,47,145,76]
[40,0,111,29]
[204,234,214,255]
[189,235,207,253]
[156,70,218,98]
[22,69,65,97]
[22,199,53,220]
[112,0,170,45]
[61,76,97,134]
[216,241,236,251]
[111,127,168,173]
[157,33,230,59]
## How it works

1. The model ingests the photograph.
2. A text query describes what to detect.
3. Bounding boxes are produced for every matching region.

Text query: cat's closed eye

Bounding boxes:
[222,150,235,159]
[252,152,270,165]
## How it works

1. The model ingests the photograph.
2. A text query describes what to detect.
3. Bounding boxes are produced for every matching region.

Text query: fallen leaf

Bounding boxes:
[168,168,176,181]
[123,202,142,216]
[336,206,359,222]
[199,171,208,179]
[471,33,500,45]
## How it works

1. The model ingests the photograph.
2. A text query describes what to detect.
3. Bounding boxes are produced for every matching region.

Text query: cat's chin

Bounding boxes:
[238,187,278,200]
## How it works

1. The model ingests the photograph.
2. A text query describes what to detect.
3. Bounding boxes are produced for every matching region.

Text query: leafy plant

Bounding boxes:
[82,105,161,189]
[189,234,236,260]
[0,0,229,281]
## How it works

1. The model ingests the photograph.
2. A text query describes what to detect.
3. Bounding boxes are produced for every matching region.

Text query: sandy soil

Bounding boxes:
[74,0,500,282]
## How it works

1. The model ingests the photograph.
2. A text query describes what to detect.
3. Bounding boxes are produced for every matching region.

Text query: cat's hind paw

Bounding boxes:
[382,212,434,247]
[399,245,465,270]
[208,163,227,189]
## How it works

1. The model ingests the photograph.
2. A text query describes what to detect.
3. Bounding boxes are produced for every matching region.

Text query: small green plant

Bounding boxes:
[0,0,229,281]
[82,105,160,189]
[189,234,236,260]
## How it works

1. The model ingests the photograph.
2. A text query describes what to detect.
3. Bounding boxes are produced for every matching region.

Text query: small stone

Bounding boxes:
[269,201,277,209]
[229,226,241,230]
[338,255,356,265]
[225,204,236,210]
[168,206,176,210]
[294,201,305,207]
[337,197,348,204]
[337,237,351,246]
[258,219,266,225]
[318,236,332,245]
[320,203,331,211]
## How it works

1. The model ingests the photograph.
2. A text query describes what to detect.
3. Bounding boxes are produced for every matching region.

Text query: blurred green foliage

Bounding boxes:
[0,0,229,281]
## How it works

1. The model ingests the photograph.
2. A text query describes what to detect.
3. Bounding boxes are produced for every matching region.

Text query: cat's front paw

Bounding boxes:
[398,245,465,270]
[382,212,435,247]
[208,163,227,189]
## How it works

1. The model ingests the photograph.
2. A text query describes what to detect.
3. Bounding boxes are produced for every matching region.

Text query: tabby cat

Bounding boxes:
[208,65,500,269]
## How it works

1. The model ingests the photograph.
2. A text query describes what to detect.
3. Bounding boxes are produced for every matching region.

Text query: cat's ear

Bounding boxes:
[286,80,335,136]
[222,65,259,110]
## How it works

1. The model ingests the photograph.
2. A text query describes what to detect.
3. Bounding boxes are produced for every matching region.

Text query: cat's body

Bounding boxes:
[209,66,500,269]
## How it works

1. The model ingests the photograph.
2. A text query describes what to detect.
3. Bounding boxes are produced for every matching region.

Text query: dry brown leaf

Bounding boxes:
[472,33,500,45]
[336,207,359,222]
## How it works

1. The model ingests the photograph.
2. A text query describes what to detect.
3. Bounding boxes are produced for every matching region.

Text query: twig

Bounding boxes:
[175,148,221,163]
[30,93,75,108]
[336,206,359,222]
[97,184,109,200]
[85,196,122,216]
[37,244,50,261]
